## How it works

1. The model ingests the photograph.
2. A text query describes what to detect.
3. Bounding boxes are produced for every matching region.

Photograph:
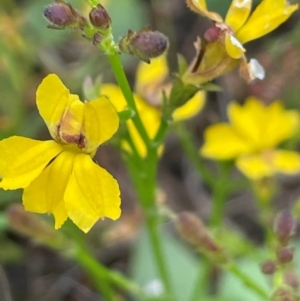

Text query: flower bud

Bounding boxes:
[284,271,300,289]
[89,4,111,30]
[177,212,228,264]
[260,260,277,275]
[204,24,222,42]
[271,286,297,301]
[44,0,87,30]
[277,247,294,265]
[7,204,64,249]
[119,27,169,63]
[274,210,296,246]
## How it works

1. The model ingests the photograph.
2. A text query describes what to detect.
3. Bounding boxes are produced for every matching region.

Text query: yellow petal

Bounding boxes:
[0,137,63,189]
[261,101,299,148]
[237,150,300,179]
[135,55,169,95]
[236,153,274,179]
[186,0,224,23]
[228,98,266,150]
[22,151,75,229]
[64,154,121,233]
[36,74,77,140]
[125,96,161,157]
[100,84,127,112]
[81,96,119,153]
[201,123,251,160]
[225,0,252,32]
[172,91,205,121]
[273,150,300,175]
[236,0,298,44]
[224,32,245,59]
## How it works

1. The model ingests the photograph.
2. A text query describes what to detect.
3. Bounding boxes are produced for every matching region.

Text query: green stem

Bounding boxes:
[85,0,100,7]
[74,246,146,299]
[107,53,151,150]
[189,258,211,301]
[153,117,169,149]
[209,162,232,227]
[175,124,215,187]
[124,148,174,300]
[189,162,231,301]
[228,263,269,299]
[145,211,173,299]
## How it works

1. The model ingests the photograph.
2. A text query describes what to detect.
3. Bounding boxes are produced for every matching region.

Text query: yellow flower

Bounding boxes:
[100,55,205,157]
[200,97,300,179]
[0,74,121,233]
[183,0,298,84]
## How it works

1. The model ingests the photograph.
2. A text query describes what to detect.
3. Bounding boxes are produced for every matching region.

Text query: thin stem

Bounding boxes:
[107,53,151,150]
[228,263,269,300]
[75,246,146,298]
[85,0,99,7]
[189,258,211,301]
[124,147,175,300]
[175,124,215,187]
[189,162,232,301]
[209,162,232,227]
[152,117,169,149]
[145,211,173,300]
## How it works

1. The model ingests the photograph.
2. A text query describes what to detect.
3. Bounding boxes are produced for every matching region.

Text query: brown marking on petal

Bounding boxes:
[78,134,86,149]
[262,150,275,166]
[191,38,206,73]
[61,133,81,144]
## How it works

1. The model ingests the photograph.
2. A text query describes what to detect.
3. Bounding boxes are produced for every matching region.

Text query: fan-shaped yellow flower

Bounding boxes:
[100,55,205,157]
[0,74,121,233]
[201,97,300,179]
[183,0,298,83]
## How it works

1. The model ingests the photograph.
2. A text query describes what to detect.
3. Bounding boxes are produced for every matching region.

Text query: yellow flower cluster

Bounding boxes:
[201,97,300,180]
[0,74,121,233]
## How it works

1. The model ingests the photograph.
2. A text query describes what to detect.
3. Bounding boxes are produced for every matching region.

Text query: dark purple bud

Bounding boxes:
[119,27,168,63]
[44,0,87,30]
[260,260,277,275]
[277,247,294,265]
[89,4,111,30]
[274,210,296,246]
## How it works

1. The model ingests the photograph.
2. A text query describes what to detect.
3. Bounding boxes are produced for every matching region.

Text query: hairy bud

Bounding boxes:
[271,286,297,301]
[277,247,294,265]
[119,27,168,63]
[7,204,64,248]
[274,210,296,246]
[177,212,228,264]
[260,260,277,275]
[284,271,300,289]
[44,0,87,30]
[89,4,111,30]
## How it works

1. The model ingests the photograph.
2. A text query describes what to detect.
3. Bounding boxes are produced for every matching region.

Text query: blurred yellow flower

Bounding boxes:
[201,97,300,179]
[183,0,298,83]
[101,55,205,157]
[0,74,121,233]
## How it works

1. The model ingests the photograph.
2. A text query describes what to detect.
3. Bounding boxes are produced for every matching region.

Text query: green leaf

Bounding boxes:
[129,227,202,301]
[219,257,270,301]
